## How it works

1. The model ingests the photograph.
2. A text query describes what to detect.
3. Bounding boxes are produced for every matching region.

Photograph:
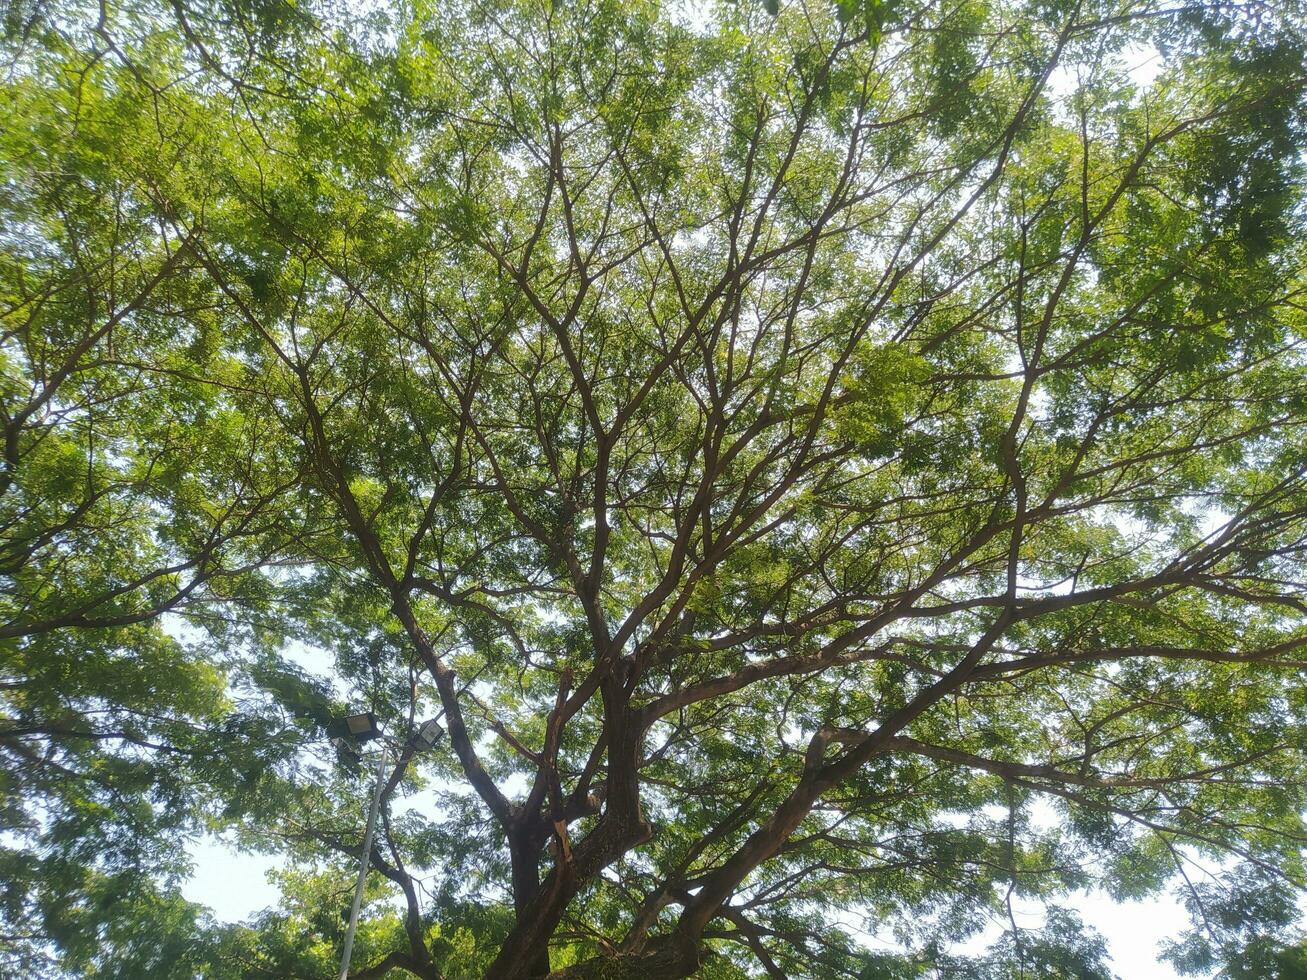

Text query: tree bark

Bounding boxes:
[510,829,553,979]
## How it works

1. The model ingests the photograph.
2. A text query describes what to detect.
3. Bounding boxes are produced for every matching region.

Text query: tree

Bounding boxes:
[2,0,1306,976]
[0,6,326,968]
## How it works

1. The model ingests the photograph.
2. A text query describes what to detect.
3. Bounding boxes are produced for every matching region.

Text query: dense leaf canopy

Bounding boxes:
[2,0,1306,976]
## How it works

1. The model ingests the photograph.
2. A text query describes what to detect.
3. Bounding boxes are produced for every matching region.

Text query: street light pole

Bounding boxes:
[338,743,388,980]
[332,713,441,979]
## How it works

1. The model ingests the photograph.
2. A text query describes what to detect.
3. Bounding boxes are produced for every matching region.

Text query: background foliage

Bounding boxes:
[2,0,1306,976]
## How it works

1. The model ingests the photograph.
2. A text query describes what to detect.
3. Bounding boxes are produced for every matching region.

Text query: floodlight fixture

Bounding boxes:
[414,719,444,750]
[343,711,382,742]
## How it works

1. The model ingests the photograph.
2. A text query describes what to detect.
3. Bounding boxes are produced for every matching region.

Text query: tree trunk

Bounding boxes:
[510,830,553,979]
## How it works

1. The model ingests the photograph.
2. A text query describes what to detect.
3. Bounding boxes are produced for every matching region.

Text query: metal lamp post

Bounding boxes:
[336,715,443,980]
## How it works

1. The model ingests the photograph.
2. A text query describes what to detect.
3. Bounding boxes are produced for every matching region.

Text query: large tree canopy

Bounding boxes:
[3,0,1306,976]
